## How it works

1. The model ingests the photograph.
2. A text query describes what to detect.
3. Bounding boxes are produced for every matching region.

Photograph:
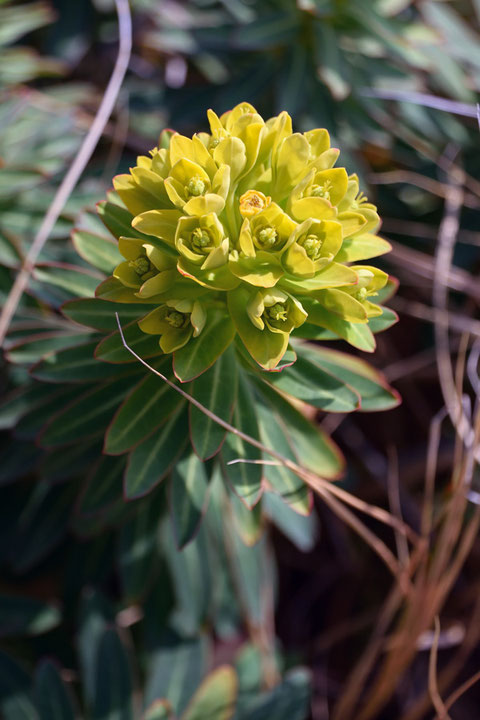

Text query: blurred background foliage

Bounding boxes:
[1,0,480,718]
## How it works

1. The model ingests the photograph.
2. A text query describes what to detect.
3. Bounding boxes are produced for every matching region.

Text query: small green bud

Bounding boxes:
[129,256,151,276]
[210,137,221,148]
[257,226,277,248]
[191,228,211,251]
[265,302,287,322]
[166,310,187,328]
[310,180,332,200]
[356,287,368,302]
[186,176,206,197]
[301,234,323,260]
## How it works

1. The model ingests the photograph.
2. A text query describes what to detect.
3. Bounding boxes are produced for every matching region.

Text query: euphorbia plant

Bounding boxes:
[4,102,399,551]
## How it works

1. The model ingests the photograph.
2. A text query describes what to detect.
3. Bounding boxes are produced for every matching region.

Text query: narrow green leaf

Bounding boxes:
[118,494,164,599]
[124,404,188,499]
[143,700,174,720]
[105,367,182,455]
[0,2,54,46]
[221,373,262,508]
[0,650,36,720]
[259,354,360,412]
[264,492,318,552]
[182,666,237,720]
[255,402,311,515]
[173,309,236,383]
[31,341,138,382]
[0,595,60,638]
[241,668,311,720]
[95,319,161,363]
[170,450,210,549]
[34,661,75,720]
[299,299,376,352]
[368,306,399,334]
[254,380,344,480]
[160,522,212,636]
[41,377,131,447]
[78,591,113,706]
[227,487,264,546]
[62,298,155,332]
[14,483,76,572]
[78,455,125,516]
[98,201,176,257]
[0,383,55,431]
[34,263,102,298]
[92,628,134,720]
[72,229,122,274]
[144,627,208,714]
[190,345,237,460]
[300,345,400,411]
[6,331,93,365]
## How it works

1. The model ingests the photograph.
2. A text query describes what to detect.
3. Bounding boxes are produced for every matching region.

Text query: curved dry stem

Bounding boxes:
[0,0,132,345]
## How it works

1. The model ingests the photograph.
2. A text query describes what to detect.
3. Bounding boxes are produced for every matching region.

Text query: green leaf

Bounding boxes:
[98,201,176,257]
[160,523,212,636]
[118,495,164,599]
[264,492,318,552]
[225,533,272,626]
[259,354,360,412]
[255,402,311,515]
[170,450,210,549]
[300,345,400,411]
[39,441,100,484]
[105,366,182,454]
[173,309,236,383]
[254,380,344,480]
[124,404,188,499]
[232,11,298,50]
[299,299,376,352]
[34,661,75,720]
[0,650,36,720]
[78,455,125,516]
[221,373,262,508]
[95,319,161,363]
[182,666,237,720]
[78,591,113,706]
[0,595,61,638]
[41,377,132,447]
[143,700,174,720]
[0,383,56,431]
[62,298,155,332]
[190,345,237,460]
[144,628,208,715]
[227,486,264,546]
[72,229,123,274]
[241,668,311,720]
[14,483,76,572]
[0,2,54,46]
[335,233,391,263]
[34,263,102,298]
[368,306,399,334]
[228,286,287,371]
[6,331,93,365]
[92,628,134,720]
[31,341,138,383]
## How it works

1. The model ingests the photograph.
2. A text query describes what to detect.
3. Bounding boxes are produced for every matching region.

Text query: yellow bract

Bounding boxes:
[107,102,390,370]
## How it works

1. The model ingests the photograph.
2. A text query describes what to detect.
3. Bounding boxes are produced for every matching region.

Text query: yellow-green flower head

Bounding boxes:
[106,102,392,371]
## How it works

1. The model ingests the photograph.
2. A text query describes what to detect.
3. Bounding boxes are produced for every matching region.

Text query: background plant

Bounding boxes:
[1,1,480,719]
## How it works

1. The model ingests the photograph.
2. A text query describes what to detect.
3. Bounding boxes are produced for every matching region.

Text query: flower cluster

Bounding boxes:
[109,102,390,370]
